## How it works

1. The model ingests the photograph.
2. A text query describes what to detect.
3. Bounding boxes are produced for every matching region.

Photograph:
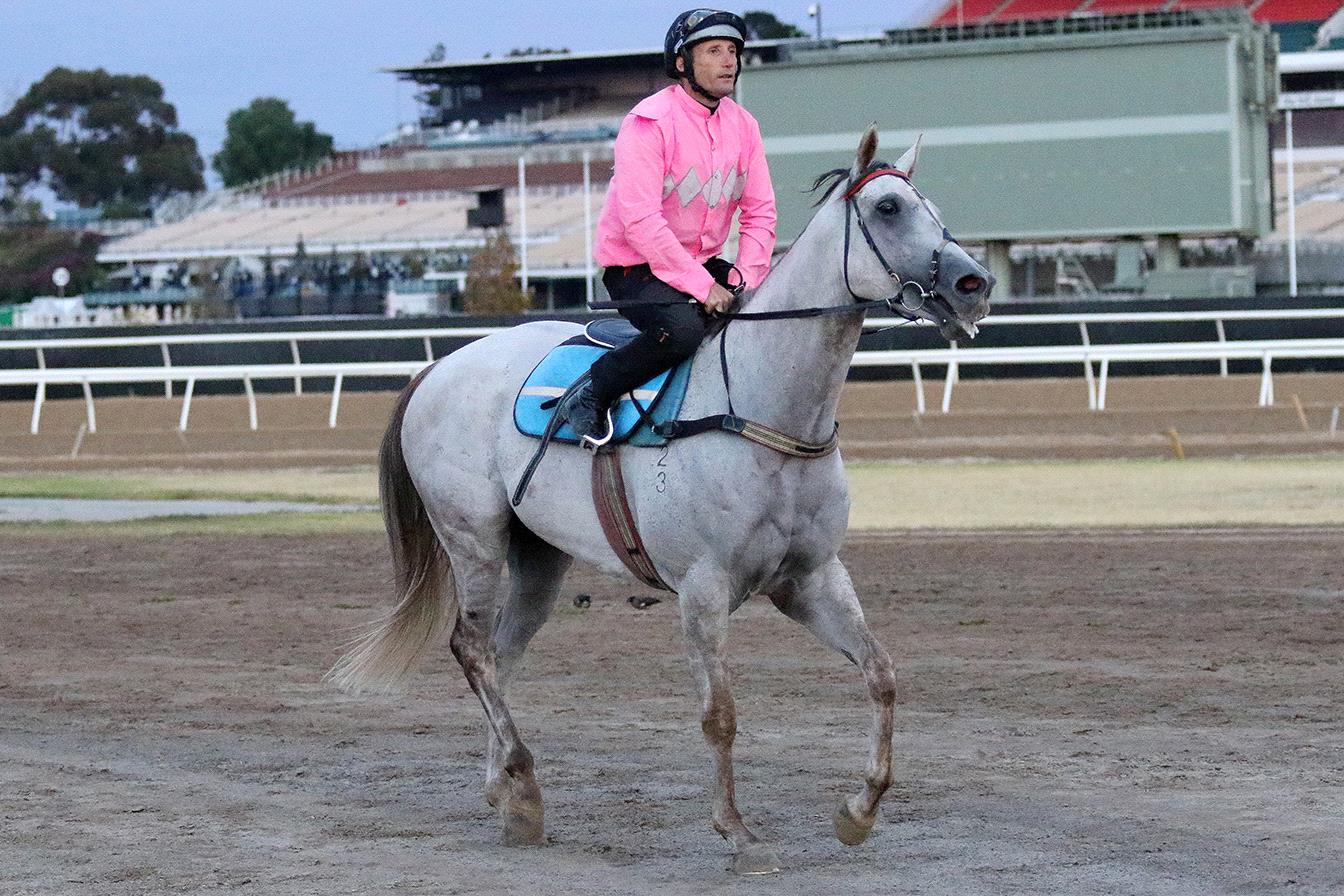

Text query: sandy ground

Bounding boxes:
[3,529,1342,894]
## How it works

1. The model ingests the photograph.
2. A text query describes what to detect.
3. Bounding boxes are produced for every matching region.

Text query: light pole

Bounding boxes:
[807,3,821,40]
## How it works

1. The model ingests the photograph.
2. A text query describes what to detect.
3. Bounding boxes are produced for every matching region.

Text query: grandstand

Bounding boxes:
[85,4,1344,320]
[928,0,1343,51]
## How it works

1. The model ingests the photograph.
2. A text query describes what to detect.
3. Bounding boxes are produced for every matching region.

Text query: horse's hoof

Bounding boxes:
[731,843,782,875]
[500,801,546,846]
[833,800,875,846]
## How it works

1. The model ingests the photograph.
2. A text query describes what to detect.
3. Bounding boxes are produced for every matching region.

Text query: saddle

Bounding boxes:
[513,319,693,447]
[512,320,690,591]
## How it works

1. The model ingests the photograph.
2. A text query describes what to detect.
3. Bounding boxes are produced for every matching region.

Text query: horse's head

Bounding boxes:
[824,126,993,340]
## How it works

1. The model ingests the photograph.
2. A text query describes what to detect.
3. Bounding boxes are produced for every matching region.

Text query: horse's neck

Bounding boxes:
[710,212,864,442]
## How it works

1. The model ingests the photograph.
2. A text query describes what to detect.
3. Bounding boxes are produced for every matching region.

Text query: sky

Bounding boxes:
[2,0,939,184]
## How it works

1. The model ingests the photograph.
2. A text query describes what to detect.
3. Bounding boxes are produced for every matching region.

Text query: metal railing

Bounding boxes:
[3,308,1344,434]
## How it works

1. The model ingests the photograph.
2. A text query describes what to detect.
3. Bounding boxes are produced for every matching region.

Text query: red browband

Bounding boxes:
[843,167,910,200]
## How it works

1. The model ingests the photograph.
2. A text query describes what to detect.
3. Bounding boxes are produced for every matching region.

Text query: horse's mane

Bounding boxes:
[808,159,892,207]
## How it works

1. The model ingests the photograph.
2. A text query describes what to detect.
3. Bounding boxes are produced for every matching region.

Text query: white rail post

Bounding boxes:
[82,380,97,434]
[329,373,344,428]
[1259,353,1274,407]
[912,363,925,415]
[161,342,173,397]
[423,335,434,362]
[1098,358,1110,411]
[244,376,258,430]
[30,347,46,434]
[290,339,303,395]
[941,343,958,413]
[179,378,196,432]
[1215,319,1228,377]
[1079,322,1096,410]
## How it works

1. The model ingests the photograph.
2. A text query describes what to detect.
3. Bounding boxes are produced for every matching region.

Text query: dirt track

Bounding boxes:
[4,372,1344,469]
[3,529,1342,894]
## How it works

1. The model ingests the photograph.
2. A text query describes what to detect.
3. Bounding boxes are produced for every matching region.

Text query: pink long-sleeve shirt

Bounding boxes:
[594,84,776,302]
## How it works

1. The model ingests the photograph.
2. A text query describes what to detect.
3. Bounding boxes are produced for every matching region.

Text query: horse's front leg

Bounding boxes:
[770,556,896,846]
[678,564,781,875]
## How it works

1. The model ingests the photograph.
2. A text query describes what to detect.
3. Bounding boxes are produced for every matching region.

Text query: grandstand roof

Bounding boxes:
[383,38,849,80]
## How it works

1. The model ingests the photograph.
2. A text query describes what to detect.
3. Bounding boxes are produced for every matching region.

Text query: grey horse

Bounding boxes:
[329,127,993,874]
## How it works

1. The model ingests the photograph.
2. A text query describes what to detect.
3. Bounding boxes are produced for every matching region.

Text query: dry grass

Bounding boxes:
[4,457,1344,534]
[847,456,1344,529]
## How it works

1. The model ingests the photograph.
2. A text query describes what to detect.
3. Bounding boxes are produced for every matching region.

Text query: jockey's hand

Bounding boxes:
[702,283,736,315]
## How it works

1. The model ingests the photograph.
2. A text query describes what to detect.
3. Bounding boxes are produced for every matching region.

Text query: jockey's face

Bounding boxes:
[678,38,739,99]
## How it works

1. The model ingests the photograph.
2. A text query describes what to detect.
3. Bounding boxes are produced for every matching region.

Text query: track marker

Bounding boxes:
[1164,428,1185,460]
[1290,394,1310,432]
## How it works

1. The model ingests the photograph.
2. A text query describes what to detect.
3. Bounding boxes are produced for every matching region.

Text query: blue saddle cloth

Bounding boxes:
[513,320,693,447]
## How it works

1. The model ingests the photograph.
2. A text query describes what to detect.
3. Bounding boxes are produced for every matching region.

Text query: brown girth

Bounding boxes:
[591,448,672,592]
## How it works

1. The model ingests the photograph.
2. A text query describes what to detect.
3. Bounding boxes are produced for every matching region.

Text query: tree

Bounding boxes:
[463,230,530,314]
[0,67,204,212]
[0,225,104,304]
[212,98,334,188]
[743,11,806,39]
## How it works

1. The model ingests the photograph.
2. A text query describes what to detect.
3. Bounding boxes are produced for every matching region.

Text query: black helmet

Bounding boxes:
[663,9,747,79]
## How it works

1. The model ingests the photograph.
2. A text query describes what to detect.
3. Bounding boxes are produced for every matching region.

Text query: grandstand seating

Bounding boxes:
[1083,0,1165,13]
[98,188,609,267]
[261,160,592,202]
[925,0,1343,27]
[931,0,1007,27]
[993,0,1089,21]
[1254,0,1340,23]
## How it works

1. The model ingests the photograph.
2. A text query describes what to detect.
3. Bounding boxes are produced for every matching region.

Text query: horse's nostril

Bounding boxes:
[956,275,984,295]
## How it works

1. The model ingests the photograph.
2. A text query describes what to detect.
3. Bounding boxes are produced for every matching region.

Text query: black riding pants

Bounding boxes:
[589,260,731,406]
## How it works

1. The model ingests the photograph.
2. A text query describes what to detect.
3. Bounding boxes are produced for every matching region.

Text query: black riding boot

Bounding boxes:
[556,380,612,448]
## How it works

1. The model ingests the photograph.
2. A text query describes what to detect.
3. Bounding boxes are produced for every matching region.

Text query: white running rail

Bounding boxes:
[3,310,1343,433]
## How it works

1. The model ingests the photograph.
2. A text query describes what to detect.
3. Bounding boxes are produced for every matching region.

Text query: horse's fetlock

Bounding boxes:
[504,745,535,777]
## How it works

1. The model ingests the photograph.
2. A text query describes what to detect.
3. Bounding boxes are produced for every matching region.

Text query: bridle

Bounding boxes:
[837,165,959,322]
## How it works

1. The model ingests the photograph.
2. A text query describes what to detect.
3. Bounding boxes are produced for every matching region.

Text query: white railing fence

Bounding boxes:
[3,310,1344,434]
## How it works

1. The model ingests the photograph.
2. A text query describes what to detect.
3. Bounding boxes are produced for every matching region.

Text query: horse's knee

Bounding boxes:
[701,699,736,745]
[865,652,896,707]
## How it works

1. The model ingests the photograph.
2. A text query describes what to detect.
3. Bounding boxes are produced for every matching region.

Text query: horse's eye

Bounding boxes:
[876,200,898,215]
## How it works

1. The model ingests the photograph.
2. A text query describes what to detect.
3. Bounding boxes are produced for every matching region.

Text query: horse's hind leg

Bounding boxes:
[483,519,571,827]
[770,557,896,847]
[679,564,782,875]
[445,530,548,846]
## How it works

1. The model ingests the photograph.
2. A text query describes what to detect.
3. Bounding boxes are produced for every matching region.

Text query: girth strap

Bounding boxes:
[591,448,672,592]
[654,415,839,458]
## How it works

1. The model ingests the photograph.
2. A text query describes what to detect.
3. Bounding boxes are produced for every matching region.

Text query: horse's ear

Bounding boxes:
[895,134,923,177]
[853,124,878,178]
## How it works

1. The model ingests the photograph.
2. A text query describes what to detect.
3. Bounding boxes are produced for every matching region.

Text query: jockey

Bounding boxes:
[557,8,777,449]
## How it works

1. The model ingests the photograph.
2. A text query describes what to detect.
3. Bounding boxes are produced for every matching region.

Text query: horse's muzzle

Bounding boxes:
[935,249,994,339]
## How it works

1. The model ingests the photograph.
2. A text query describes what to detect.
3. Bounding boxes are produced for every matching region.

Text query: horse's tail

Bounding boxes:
[325,364,453,694]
